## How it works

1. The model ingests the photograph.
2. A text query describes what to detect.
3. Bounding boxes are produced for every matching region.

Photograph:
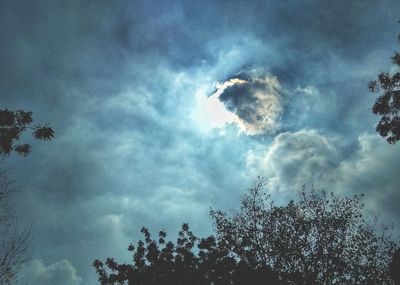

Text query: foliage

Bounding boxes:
[93,224,274,285]
[0,107,53,283]
[94,179,398,284]
[0,109,54,156]
[368,31,400,144]
[211,178,397,284]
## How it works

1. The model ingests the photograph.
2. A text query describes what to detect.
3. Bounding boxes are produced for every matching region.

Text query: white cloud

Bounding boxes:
[246,130,400,229]
[247,129,340,192]
[18,259,82,285]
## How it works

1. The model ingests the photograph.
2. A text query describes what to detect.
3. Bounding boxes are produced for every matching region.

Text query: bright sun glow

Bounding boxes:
[192,82,241,133]
[193,76,282,135]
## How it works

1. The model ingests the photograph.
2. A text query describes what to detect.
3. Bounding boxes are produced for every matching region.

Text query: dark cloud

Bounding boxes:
[333,135,400,226]
[213,71,283,135]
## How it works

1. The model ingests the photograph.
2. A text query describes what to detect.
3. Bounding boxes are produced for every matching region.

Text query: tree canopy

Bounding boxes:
[94,179,398,284]
[0,109,54,156]
[94,223,281,285]
[368,30,400,144]
[211,179,397,284]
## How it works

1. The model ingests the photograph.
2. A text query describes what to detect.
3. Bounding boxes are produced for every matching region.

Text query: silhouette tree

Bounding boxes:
[390,249,400,285]
[210,178,398,284]
[0,109,54,156]
[0,108,54,283]
[0,164,30,285]
[96,224,232,285]
[94,179,398,284]
[368,27,400,144]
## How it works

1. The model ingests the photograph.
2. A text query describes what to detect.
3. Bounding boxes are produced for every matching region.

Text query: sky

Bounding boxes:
[1,0,400,284]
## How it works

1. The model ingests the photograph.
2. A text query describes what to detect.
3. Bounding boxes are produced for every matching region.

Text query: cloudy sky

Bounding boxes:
[1,1,400,284]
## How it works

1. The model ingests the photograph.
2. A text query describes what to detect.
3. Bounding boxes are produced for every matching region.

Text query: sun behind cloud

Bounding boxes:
[194,72,283,135]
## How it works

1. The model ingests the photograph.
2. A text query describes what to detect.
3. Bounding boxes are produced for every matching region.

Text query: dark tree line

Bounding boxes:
[94,179,399,285]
